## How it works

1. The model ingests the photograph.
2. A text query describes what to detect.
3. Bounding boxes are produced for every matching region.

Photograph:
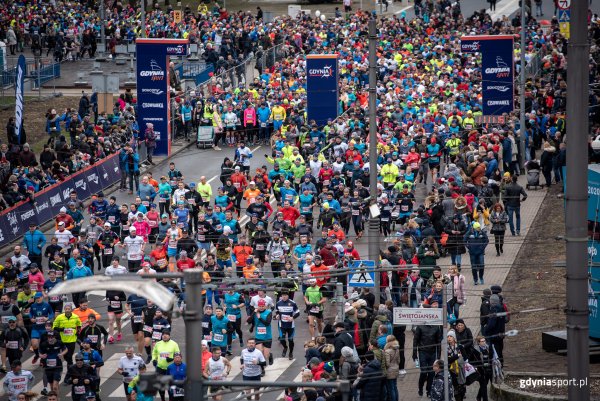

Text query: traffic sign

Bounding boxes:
[558,9,570,22]
[558,0,570,10]
[560,22,570,39]
[349,260,376,288]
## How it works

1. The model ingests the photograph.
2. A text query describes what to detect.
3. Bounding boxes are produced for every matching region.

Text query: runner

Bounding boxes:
[203,347,231,401]
[240,338,266,400]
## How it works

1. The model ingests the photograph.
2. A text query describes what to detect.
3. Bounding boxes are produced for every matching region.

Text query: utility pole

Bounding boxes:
[184,269,204,399]
[442,282,449,401]
[519,1,527,168]
[140,0,146,39]
[336,282,344,322]
[565,0,590,398]
[367,18,380,304]
[100,0,106,56]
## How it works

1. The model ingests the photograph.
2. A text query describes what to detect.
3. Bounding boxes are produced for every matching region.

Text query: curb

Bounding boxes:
[0,139,196,259]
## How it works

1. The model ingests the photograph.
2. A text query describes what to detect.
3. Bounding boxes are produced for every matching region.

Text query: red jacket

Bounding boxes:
[280,206,300,227]
[230,172,247,193]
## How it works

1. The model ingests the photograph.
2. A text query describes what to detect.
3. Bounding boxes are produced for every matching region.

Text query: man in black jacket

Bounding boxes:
[413,307,443,397]
[503,175,527,235]
[332,322,354,371]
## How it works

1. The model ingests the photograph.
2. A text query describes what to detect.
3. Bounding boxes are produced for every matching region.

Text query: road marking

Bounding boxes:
[395,4,413,14]
[489,0,520,20]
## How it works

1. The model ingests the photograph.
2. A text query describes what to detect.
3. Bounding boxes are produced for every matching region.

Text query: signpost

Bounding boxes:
[558,0,570,39]
[392,307,443,326]
[348,260,375,288]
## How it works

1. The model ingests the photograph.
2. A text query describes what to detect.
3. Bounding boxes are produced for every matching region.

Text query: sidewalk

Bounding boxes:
[397,175,547,400]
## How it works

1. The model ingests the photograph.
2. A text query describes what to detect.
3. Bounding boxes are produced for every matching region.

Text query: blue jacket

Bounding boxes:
[121,152,140,174]
[464,228,489,255]
[23,229,46,256]
[167,362,187,381]
[67,265,93,280]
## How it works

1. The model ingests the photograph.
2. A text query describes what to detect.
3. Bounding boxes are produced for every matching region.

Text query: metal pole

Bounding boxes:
[184,268,204,399]
[100,0,106,56]
[140,0,146,39]
[565,0,590,398]
[367,19,380,304]
[442,282,449,401]
[519,2,527,168]
[336,282,344,322]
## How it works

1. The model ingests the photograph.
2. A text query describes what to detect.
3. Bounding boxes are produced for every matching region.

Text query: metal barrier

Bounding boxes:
[1,57,61,88]
[525,48,548,78]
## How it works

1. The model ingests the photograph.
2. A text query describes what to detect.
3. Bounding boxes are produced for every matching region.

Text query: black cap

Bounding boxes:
[162,328,171,335]
[334,322,345,329]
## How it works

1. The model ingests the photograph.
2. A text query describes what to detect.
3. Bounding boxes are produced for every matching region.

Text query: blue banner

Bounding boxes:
[0,154,122,249]
[136,39,189,157]
[306,55,339,127]
[15,55,26,143]
[461,36,514,116]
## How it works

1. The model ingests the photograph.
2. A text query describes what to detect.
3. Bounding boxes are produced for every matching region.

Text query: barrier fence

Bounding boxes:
[0,153,122,249]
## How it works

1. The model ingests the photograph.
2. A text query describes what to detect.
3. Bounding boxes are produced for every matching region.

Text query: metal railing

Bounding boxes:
[525,47,549,78]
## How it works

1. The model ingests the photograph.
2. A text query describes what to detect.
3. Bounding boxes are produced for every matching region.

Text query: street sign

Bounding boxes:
[393,307,444,326]
[560,22,570,39]
[558,0,570,10]
[558,9,570,22]
[349,260,376,288]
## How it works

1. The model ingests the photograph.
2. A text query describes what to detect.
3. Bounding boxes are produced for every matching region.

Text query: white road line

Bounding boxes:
[489,0,520,20]
[394,4,413,14]
[277,369,304,400]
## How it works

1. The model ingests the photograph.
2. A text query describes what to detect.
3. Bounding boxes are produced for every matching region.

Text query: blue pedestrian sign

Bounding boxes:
[349,260,376,288]
[558,9,570,22]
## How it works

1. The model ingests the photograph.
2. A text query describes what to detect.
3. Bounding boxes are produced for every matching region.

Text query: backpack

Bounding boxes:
[346,360,360,381]
[502,302,510,323]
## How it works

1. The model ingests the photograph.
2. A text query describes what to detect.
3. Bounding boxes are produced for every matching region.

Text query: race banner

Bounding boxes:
[0,154,121,249]
[461,35,514,116]
[15,55,26,142]
[136,39,189,157]
[306,54,339,127]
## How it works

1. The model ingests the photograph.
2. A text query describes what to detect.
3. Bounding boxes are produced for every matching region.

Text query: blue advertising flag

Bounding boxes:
[306,55,339,126]
[461,35,514,116]
[136,44,169,156]
[15,55,26,143]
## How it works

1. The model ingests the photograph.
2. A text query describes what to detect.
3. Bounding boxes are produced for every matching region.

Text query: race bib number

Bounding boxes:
[401,205,409,212]
[142,201,150,207]
[168,239,178,248]
[322,180,330,186]
[312,136,319,143]
[134,315,143,323]
[6,341,18,349]
[197,234,206,242]
[152,331,162,340]
[310,306,320,313]
[110,301,121,308]
[227,314,237,322]
[148,220,157,228]
[281,315,293,322]
[74,385,86,395]
[50,296,60,302]
[160,352,170,359]
[188,199,196,205]
[108,216,116,223]
[104,248,113,255]
[63,328,74,336]
[159,197,166,203]
[157,259,168,268]
[46,358,57,368]
[213,333,224,342]
[261,122,267,128]
[4,287,16,294]
[234,182,241,188]
[202,322,209,328]
[391,211,400,218]
[35,316,46,325]
[87,335,98,343]
[352,209,360,216]
[302,207,310,213]
[143,325,153,332]
[255,244,265,251]
[381,217,389,222]
[123,225,130,231]
[256,327,267,335]
[174,387,185,396]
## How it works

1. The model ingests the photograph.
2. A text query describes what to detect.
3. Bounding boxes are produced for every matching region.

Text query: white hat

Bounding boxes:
[129,226,137,232]
[60,207,67,213]
[223,226,233,234]
[249,181,256,185]
[104,222,111,227]
[202,340,208,346]
[58,221,65,226]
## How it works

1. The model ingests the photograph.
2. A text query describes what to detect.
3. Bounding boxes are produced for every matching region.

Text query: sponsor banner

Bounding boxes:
[137,42,169,156]
[0,154,121,249]
[306,55,339,127]
[136,39,189,157]
[461,35,514,116]
[393,307,444,326]
[15,55,26,142]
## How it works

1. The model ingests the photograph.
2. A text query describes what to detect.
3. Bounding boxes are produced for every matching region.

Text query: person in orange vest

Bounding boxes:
[73,298,101,328]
